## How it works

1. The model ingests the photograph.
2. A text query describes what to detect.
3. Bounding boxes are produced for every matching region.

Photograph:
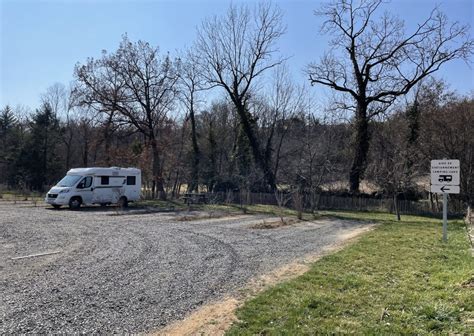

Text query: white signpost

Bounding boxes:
[430,159,460,242]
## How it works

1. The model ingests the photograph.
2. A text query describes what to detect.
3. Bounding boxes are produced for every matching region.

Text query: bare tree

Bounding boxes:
[180,50,206,192]
[72,50,124,166]
[41,83,78,170]
[199,101,238,192]
[41,83,69,118]
[307,0,473,193]
[263,66,310,179]
[417,86,474,206]
[74,36,180,199]
[73,107,98,167]
[367,118,407,220]
[196,2,286,191]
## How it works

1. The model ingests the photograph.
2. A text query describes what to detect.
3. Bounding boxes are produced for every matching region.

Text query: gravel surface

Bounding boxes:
[0,202,371,334]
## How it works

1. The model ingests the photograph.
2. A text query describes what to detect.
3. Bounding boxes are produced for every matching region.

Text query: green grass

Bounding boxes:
[227,211,473,335]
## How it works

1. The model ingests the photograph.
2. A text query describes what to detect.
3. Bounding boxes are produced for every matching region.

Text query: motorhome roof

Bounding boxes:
[67,167,141,176]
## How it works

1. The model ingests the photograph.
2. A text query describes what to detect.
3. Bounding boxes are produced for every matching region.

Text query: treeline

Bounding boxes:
[1,80,472,203]
[0,1,472,205]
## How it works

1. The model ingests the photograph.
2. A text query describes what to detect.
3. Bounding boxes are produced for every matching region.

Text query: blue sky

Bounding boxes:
[1,0,473,109]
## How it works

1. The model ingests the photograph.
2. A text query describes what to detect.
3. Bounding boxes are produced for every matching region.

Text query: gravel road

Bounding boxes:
[0,203,371,334]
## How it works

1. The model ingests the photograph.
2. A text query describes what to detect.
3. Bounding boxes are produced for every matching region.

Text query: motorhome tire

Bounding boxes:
[118,196,128,208]
[69,197,82,210]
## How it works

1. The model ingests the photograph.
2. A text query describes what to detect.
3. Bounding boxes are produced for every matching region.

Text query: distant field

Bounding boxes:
[227,211,473,335]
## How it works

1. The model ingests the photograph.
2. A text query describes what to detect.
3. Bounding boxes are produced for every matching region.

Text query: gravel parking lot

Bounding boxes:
[1,202,371,334]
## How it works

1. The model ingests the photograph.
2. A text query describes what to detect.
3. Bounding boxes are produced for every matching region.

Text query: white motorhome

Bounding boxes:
[45,167,141,209]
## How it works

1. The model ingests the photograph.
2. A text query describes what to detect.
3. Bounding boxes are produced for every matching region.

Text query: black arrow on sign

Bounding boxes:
[441,185,450,192]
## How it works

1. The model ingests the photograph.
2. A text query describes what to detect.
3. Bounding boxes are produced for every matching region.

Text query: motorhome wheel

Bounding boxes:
[69,197,82,210]
[118,196,128,208]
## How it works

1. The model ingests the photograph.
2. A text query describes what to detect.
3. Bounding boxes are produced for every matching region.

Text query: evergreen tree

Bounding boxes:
[16,103,62,190]
[0,105,21,186]
[0,105,17,137]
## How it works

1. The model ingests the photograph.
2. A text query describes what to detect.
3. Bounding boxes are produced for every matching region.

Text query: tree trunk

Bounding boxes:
[104,135,110,166]
[235,102,277,192]
[41,131,48,191]
[273,127,288,179]
[188,106,200,192]
[236,122,252,180]
[150,138,166,200]
[429,192,435,212]
[65,143,71,170]
[63,127,73,171]
[81,121,90,166]
[393,193,401,221]
[103,114,113,166]
[83,140,89,167]
[207,120,217,192]
[349,104,370,193]
[172,170,180,197]
[63,116,73,170]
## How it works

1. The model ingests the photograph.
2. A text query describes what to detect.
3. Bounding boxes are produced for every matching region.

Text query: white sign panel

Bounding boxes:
[430,185,460,194]
[430,159,460,194]
[430,160,460,186]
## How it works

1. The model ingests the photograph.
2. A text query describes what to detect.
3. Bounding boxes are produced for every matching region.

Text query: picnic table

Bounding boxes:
[182,193,208,204]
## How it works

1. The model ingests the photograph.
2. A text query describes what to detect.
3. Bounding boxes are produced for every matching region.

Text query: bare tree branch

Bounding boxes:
[306,0,473,193]
[195,2,287,191]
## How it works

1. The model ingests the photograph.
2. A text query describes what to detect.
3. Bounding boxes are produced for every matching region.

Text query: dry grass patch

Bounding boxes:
[249,217,301,229]
[176,211,244,222]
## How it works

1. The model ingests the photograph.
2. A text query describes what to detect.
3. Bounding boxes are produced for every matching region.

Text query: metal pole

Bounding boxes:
[442,192,448,242]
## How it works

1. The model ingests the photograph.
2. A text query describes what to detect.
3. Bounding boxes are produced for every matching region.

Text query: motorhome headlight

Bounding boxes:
[59,189,70,194]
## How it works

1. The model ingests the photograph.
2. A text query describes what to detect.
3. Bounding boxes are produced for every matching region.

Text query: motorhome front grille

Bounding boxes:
[48,194,58,199]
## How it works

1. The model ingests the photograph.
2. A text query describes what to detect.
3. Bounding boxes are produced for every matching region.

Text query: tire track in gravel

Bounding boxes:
[172,226,241,283]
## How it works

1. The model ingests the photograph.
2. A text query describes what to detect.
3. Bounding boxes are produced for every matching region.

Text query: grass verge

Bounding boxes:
[227,211,473,335]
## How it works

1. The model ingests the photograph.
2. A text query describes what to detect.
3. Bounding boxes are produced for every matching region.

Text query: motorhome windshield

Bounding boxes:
[56,175,82,187]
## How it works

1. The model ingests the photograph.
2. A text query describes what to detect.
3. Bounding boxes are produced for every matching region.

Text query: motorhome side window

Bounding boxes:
[127,176,136,185]
[101,176,109,185]
[78,176,92,188]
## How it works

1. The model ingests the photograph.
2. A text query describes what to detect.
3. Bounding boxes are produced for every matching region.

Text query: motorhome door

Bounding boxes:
[76,176,94,204]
